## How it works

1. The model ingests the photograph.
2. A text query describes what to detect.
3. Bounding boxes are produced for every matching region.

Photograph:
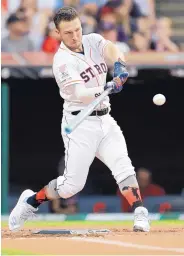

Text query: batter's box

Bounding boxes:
[32,229,110,235]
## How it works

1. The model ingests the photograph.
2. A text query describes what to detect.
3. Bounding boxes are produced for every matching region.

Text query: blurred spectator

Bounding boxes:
[42,21,60,53]
[1,0,9,38]
[99,21,130,53]
[82,2,98,15]
[130,31,151,52]
[100,12,117,24]
[1,0,7,10]
[55,0,108,9]
[128,0,144,18]
[102,0,143,20]
[137,16,151,38]
[62,0,81,9]
[80,10,97,34]
[97,3,128,42]
[134,0,155,23]
[1,13,34,52]
[117,167,166,212]
[49,194,78,214]
[151,17,179,52]
[1,0,180,54]
[159,202,171,213]
[93,202,107,213]
[129,16,152,52]
[16,0,53,50]
[6,0,56,13]
[49,156,79,214]
[136,168,166,196]
[98,0,144,43]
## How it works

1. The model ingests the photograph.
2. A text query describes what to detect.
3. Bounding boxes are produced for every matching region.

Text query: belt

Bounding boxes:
[71,108,109,116]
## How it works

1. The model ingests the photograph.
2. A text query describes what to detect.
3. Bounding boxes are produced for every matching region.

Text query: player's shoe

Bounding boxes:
[9,189,38,232]
[133,206,150,232]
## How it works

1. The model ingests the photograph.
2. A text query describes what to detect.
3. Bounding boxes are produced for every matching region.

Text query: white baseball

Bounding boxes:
[153,94,166,106]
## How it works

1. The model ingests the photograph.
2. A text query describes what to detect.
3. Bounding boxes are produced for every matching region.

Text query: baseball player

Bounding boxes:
[9,7,150,232]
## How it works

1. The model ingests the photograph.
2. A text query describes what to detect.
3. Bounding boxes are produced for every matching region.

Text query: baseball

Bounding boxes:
[153,94,166,106]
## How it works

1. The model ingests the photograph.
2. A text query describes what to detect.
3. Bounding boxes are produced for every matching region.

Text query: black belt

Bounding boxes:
[71,108,109,116]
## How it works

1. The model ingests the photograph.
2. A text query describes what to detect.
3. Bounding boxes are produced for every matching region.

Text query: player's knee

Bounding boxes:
[57,176,85,199]
[60,192,73,199]
[118,174,138,191]
[58,184,84,199]
[112,157,135,184]
[115,168,135,184]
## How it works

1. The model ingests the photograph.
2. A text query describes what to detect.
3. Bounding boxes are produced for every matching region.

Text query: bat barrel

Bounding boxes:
[65,127,72,134]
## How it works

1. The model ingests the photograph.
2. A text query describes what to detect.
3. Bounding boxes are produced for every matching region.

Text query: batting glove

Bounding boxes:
[113,61,129,87]
[104,81,123,94]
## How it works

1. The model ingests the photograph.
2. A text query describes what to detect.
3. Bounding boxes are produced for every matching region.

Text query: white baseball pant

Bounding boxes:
[57,112,135,198]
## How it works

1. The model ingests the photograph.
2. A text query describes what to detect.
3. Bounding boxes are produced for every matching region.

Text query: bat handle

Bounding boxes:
[64,87,112,134]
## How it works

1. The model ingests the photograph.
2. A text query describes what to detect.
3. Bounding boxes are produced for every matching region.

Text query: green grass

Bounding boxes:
[1,248,38,255]
[2,220,184,228]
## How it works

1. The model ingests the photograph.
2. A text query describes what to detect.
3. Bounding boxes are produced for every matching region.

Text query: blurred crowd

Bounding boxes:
[1,0,180,53]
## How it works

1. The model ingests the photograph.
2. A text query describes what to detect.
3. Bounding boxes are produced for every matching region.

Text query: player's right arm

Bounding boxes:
[53,56,104,104]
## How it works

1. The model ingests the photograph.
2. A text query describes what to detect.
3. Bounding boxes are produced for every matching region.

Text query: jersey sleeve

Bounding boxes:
[53,58,85,101]
[89,33,110,58]
[53,61,84,89]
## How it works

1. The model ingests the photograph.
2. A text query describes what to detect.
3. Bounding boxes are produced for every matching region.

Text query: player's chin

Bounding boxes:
[72,41,81,48]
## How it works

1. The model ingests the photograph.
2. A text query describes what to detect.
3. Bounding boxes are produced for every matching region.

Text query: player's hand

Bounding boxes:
[113,61,129,87]
[104,81,123,94]
[115,70,129,86]
[105,61,129,94]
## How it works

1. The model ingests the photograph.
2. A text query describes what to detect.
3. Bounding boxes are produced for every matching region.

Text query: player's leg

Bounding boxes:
[96,115,150,232]
[9,115,98,231]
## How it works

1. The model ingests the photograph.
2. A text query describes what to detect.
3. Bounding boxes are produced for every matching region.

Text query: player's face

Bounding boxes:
[57,18,82,52]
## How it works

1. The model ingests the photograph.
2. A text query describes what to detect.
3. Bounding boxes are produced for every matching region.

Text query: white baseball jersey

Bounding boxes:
[53,33,111,112]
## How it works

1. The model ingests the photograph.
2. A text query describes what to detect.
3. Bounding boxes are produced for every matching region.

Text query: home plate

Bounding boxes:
[32,229,110,235]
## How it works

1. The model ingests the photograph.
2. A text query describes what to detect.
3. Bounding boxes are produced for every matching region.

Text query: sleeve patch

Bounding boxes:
[59,64,66,73]
[58,65,72,81]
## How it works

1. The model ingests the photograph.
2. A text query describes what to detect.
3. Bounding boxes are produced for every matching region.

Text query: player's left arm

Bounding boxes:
[103,41,129,94]
[90,33,128,94]
[104,40,126,66]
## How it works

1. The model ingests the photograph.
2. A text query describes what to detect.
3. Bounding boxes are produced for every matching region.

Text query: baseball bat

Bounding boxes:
[64,87,112,134]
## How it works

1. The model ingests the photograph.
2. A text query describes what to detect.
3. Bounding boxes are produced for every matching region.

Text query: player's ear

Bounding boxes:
[55,28,59,35]
[55,28,62,41]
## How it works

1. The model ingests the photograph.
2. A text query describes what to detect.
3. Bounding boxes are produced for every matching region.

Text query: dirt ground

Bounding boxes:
[2,224,184,255]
